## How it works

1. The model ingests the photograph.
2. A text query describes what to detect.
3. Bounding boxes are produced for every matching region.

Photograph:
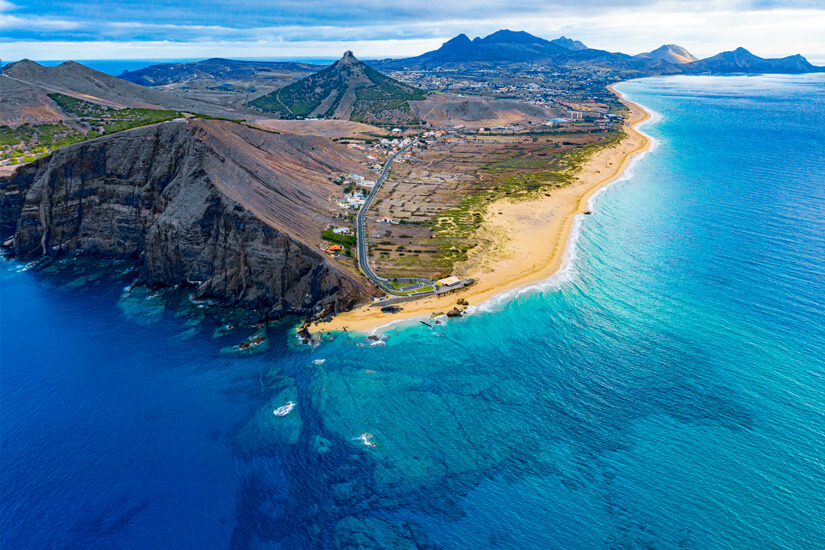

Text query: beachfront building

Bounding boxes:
[436,276,461,287]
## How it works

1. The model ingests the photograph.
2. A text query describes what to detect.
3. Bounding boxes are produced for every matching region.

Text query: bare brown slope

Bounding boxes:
[0,119,378,316]
[1,60,241,123]
[195,119,373,247]
[411,96,558,128]
[0,75,67,126]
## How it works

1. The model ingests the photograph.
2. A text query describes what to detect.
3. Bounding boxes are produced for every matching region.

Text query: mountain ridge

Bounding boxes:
[371,30,823,76]
[683,47,822,73]
[119,58,322,87]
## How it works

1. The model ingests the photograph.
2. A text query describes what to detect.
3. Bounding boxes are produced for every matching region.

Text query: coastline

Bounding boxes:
[311,84,652,334]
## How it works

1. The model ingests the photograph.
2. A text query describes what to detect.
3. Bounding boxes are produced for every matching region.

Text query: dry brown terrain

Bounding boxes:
[251,119,384,140]
[411,94,559,128]
[193,120,375,251]
[365,123,616,279]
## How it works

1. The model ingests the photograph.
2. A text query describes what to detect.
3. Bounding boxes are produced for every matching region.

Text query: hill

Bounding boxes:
[684,47,823,74]
[1,59,241,123]
[250,51,426,124]
[119,58,321,87]
[636,44,698,64]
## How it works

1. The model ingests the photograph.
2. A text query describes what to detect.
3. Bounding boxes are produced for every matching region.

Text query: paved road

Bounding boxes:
[356,144,434,295]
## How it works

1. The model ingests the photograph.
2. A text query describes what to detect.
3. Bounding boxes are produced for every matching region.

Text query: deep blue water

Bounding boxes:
[2,74,824,549]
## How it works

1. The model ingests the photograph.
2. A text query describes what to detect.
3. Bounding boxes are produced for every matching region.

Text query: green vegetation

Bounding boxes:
[1,94,183,167]
[0,122,83,157]
[48,93,181,134]
[349,66,426,123]
[322,229,356,247]
[322,229,356,255]
[250,56,424,123]
[250,65,345,117]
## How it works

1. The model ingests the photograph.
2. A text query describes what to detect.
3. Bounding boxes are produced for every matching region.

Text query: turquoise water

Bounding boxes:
[2,74,824,549]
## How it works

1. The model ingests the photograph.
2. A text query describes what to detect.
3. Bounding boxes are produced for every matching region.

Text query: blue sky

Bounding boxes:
[2,0,824,61]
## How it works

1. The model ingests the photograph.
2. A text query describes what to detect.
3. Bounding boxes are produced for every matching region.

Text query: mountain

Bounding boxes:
[563,47,682,74]
[636,44,698,64]
[0,118,376,317]
[685,47,823,74]
[372,30,676,75]
[550,36,588,51]
[250,51,425,123]
[1,59,240,123]
[372,30,823,76]
[119,58,321,87]
[473,29,568,60]
[375,30,567,70]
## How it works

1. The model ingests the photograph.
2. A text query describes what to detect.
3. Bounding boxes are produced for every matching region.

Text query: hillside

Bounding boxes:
[684,47,823,74]
[0,119,377,317]
[250,51,426,124]
[119,58,321,87]
[1,59,241,122]
[637,44,698,64]
[410,96,558,128]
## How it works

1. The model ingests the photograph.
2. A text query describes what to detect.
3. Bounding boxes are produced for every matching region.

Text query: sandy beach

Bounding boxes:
[312,86,651,334]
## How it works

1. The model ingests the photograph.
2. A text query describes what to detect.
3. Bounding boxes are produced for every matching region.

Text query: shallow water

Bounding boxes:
[2,74,824,549]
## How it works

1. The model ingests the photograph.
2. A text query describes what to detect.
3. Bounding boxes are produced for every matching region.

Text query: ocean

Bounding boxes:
[1,74,824,549]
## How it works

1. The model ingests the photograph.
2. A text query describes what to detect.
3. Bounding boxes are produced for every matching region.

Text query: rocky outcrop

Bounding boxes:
[0,119,377,318]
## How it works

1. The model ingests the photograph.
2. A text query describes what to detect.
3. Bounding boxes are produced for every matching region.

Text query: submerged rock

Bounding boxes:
[235,383,302,455]
[332,516,430,550]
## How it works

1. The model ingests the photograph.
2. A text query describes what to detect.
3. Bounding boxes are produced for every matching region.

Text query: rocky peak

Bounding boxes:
[337,50,359,67]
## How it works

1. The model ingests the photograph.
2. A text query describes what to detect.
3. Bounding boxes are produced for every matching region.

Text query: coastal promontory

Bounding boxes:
[0,118,378,318]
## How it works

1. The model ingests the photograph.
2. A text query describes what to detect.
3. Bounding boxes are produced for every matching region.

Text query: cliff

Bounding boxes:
[0,119,378,318]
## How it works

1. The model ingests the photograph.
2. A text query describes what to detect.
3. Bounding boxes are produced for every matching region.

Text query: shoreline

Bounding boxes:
[311,84,652,334]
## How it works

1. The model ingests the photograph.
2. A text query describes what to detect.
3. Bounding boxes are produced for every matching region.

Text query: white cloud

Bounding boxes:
[0,13,84,31]
[1,3,824,61]
[0,38,447,61]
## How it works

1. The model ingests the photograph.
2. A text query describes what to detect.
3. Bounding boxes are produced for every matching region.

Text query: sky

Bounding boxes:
[2,0,825,63]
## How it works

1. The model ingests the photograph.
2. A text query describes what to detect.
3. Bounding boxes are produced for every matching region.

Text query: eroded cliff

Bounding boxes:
[0,119,377,318]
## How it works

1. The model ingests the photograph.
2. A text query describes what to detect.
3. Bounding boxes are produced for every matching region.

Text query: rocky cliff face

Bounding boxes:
[0,119,376,318]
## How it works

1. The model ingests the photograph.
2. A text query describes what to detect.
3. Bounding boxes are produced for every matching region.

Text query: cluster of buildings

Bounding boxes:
[347,173,376,189]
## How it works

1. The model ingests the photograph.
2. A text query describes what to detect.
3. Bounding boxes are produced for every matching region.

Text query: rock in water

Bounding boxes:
[446,307,463,317]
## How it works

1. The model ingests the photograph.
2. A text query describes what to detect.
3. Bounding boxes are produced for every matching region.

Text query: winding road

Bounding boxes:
[355,143,434,296]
